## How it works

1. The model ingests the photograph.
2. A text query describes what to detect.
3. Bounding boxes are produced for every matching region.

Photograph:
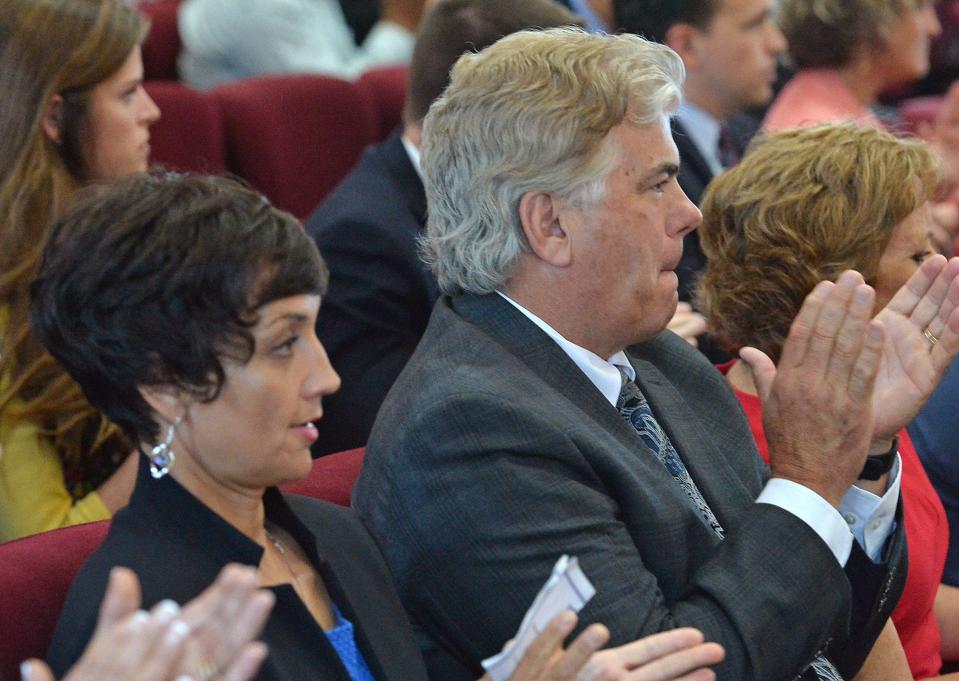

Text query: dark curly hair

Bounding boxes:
[30,172,328,447]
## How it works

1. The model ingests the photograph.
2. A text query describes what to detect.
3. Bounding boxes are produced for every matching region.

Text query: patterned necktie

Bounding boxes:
[615,367,844,681]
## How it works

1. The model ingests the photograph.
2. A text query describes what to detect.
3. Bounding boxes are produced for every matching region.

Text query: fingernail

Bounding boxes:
[129,609,150,631]
[558,611,576,628]
[163,620,190,647]
[155,599,180,622]
[20,661,33,681]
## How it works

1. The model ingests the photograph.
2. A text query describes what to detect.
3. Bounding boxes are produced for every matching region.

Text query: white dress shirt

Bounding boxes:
[178,0,415,88]
[675,101,725,176]
[497,291,901,566]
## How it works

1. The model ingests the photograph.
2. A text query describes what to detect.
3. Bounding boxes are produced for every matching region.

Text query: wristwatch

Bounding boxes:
[858,436,898,481]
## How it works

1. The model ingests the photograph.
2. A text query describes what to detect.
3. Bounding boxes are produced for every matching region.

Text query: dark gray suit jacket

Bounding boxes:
[354,292,905,681]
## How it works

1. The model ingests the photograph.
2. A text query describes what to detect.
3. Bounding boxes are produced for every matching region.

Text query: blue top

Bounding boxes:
[327,604,377,681]
[909,357,959,586]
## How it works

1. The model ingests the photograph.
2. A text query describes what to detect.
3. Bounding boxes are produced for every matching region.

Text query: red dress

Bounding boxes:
[717,361,948,679]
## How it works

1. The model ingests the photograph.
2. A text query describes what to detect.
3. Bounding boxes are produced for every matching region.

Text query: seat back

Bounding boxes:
[0,521,110,681]
[280,447,365,506]
[214,74,379,220]
[139,0,183,81]
[358,66,409,141]
[146,81,227,173]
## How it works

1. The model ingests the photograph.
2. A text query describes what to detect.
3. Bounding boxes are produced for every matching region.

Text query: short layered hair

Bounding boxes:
[779,0,930,69]
[420,27,685,296]
[696,123,938,362]
[613,0,720,43]
[404,0,582,125]
[30,173,328,447]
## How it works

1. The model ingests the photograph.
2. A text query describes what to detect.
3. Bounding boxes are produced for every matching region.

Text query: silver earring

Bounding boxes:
[149,416,181,479]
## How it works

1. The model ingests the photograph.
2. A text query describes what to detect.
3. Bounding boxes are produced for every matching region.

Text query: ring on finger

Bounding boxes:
[924,328,940,346]
[195,658,219,681]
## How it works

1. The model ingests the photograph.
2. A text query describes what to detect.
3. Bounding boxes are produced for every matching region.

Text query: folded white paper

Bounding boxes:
[481,555,596,681]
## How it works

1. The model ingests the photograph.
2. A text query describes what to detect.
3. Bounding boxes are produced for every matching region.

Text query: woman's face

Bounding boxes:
[174,294,341,491]
[82,46,160,182]
[876,1,941,87]
[874,201,934,311]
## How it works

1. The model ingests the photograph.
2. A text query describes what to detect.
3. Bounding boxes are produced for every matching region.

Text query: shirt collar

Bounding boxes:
[401,134,423,181]
[496,291,633,406]
[567,0,610,33]
[675,101,724,176]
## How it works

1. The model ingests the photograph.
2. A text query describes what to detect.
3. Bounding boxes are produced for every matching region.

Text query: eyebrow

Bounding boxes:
[264,312,310,328]
[636,162,680,186]
[740,6,772,28]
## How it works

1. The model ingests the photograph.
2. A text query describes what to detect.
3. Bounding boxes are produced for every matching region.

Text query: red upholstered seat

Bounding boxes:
[0,520,110,681]
[358,66,409,141]
[139,0,183,81]
[213,74,379,220]
[280,447,365,506]
[145,81,226,174]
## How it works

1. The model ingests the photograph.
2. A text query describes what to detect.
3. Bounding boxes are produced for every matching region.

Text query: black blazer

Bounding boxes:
[48,462,428,681]
[306,132,436,456]
[672,118,716,304]
[355,293,906,681]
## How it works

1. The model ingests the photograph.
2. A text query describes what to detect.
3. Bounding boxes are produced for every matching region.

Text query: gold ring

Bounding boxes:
[924,328,940,346]
[195,659,218,681]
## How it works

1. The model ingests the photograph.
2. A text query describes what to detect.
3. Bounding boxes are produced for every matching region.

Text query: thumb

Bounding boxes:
[738,347,776,403]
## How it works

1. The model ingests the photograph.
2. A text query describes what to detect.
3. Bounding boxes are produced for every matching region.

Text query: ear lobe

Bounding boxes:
[518,191,572,268]
[137,384,186,431]
[663,23,702,69]
[41,94,64,146]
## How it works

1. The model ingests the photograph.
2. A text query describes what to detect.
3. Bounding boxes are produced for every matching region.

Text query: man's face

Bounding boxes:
[690,0,786,119]
[556,118,701,355]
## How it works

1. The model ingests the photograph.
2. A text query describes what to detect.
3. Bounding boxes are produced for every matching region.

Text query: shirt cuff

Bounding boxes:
[757,478,853,566]
[840,454,902,562]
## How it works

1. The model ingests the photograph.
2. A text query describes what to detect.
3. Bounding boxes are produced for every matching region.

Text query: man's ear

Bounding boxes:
[138,385,185,430]
[664,22,704,70]
[518,191,572,268]
[41,94,64,146]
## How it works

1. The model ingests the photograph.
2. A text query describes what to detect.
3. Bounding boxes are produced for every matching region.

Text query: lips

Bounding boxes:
[291,420,319,444]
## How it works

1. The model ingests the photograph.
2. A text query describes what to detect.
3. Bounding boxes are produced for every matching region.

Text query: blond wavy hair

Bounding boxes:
[697,123,938,362]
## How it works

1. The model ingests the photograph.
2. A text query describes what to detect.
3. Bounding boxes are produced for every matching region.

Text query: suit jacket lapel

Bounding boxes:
[450,294,709,497]
[628,354,755,531]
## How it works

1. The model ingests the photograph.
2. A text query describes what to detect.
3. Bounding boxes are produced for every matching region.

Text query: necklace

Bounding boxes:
[264,527,304,591]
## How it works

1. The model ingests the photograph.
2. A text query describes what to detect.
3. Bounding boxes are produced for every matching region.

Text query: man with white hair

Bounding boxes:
[354,28,959,681]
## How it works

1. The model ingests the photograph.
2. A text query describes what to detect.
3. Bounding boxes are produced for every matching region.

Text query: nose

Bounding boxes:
[306,335,342,400]
[926,4,942,37]
[140,87,161,126]
[765,21,787,55]
[672,189,702,238]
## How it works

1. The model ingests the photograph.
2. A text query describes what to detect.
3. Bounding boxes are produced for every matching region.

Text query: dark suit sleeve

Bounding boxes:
[312,217,433,454]
[355,388,873,681]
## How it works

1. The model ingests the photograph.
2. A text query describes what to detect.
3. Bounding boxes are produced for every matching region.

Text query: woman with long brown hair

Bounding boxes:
[0,0,161,541]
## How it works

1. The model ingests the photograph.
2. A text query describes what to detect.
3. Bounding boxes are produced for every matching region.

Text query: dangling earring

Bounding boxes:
[149,416,182,479]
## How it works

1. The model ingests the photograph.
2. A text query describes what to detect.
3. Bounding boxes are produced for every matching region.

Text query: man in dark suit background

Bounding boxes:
[354,26,959,681]
[613,0,785,305]
[305,0,582,455]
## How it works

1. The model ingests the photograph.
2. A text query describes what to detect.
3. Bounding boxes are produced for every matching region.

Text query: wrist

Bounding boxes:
[859,436,898,481]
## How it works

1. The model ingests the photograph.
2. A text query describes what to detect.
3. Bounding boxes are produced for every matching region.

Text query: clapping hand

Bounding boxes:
[870,254,959,440]
[20,564,274,681]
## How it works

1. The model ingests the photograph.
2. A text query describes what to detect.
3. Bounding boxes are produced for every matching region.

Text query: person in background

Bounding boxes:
[0,0,161,542]
[306,0,583,455]
[40,172,724,681]
[612,0,785,315]
[177,0,436,88]
[697,123,959,680]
